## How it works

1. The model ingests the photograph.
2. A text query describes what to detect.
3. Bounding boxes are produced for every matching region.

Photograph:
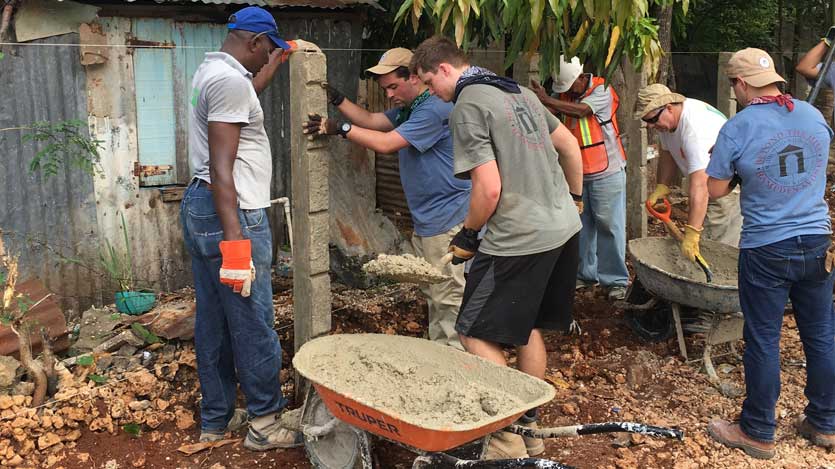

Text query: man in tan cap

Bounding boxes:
[705,48,835,460]
[303,48,471,351]
[635,84,742,264]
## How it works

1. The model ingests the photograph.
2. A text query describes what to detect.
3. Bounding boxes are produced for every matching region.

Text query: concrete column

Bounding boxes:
[623,62,648,240]
[717,52,737,119]
[290,48,331,364]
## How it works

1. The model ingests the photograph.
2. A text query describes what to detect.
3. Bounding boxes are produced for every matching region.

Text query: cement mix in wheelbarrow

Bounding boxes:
[293,334,554,431]
[631,237,738,286]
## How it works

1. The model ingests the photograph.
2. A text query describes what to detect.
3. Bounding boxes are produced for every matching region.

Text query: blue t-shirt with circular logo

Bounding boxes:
[706,99,833,248]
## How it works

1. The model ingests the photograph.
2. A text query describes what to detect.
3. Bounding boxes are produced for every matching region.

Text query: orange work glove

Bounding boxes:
[219,239,256,297]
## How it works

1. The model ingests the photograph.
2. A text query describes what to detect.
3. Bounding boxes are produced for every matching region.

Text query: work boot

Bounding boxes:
[518,411,545,456]
[483,430,528,460]
[707,419,775,460]
[796,414,835,448]
[575,279,597,290]
[607,286,627,301]
[199,408,249,442]
[244,411,304,451]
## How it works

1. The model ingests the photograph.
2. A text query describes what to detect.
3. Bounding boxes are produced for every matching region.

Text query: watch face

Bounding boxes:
[341,123,351,133]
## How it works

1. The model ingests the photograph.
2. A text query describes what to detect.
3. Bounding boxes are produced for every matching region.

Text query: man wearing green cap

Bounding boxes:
[182,5,315,451]
[303,48,471,351]
[635,84,742,263]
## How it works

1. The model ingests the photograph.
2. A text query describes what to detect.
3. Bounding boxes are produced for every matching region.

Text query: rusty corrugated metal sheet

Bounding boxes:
[0,33,103,312]
[0,279,70,357]
[375,154,413,230]
[132,0,384,10]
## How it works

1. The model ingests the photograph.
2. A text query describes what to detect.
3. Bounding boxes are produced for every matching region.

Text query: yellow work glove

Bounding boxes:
[681,224,703,263]
[647,183,671,209]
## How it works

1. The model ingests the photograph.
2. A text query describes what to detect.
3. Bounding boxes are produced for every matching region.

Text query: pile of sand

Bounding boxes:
[362,254,450,285]
[293,334,554,430]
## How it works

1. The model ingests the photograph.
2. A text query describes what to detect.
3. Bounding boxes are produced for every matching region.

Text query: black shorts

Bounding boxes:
[455,234,580,346]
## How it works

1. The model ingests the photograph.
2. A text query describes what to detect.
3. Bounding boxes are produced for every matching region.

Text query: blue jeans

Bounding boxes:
[739,234,835,442]
[180,180,287,433]
[577,169,629,287]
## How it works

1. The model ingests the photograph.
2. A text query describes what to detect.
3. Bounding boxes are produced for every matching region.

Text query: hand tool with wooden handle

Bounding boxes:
[645,199,713,283]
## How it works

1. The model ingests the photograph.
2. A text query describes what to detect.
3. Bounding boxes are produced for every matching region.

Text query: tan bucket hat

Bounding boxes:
[726,48,785,87]
[366,48,413,75]
[634,84,686,119]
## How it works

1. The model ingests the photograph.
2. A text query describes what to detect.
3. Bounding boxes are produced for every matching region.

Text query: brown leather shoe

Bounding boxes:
[796,414,835,448]
[707,419,775,460]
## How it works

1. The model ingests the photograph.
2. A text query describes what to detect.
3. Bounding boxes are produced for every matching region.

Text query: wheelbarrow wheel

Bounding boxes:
[302,388,371,469]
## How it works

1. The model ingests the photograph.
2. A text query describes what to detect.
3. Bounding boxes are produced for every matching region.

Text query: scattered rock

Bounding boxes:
[37,432,62,450]
[3,454,23,466]
[93,330,144,354]
[104,459,119,469]
[11,381,34,397]
[0,356,21,388]
[561,402,579,416]
[128,400,151,411]
[73,307,123,352]
[612,432,632,447]
[174,407,195,430]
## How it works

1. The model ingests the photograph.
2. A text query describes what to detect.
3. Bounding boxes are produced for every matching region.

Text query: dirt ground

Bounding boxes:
[43,275,833,469]
[9,180,835,469]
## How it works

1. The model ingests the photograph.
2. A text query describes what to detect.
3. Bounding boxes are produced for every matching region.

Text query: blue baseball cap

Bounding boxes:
[227,6,291,50]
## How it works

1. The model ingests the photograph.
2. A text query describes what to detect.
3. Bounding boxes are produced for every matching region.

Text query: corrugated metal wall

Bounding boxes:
[0,34,102,312]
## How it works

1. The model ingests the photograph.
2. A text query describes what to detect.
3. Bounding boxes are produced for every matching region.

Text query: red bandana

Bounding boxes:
[748,94,794,111]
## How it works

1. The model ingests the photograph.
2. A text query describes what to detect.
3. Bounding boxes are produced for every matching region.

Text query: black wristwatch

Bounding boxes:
[570,192,583,202]
[338,122,352,138]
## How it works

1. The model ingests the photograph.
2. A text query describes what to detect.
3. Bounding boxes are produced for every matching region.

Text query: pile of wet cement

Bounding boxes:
[362,254,450,285]
[293,334,554,430]
[629,237,738,286]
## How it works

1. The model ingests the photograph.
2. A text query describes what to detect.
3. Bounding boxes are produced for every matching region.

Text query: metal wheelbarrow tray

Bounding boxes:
[294,334,684,468]
[627,237,744,391]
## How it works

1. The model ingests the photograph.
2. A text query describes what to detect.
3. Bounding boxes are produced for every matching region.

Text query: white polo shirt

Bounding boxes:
[189,52,272,209]
[658,98,727,175]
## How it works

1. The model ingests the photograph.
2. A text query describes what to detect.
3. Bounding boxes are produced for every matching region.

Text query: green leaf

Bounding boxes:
[0,52,5,61]
[131,322,160,344]
[123,423,141,437]
[89,374,108,385]
[531,0,545,31]
[76,355,94,366]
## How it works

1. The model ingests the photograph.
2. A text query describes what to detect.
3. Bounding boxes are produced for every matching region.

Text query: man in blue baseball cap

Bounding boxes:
[182,5,317,452]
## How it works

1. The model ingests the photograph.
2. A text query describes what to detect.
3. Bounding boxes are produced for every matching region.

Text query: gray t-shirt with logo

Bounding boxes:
[451,84,582,256]
[189,52,272,209]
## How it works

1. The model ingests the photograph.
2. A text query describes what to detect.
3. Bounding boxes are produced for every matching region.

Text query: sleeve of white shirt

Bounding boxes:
[205,74,252,124]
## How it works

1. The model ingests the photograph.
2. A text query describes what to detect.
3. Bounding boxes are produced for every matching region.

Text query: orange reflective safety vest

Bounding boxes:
[560,77,626,175]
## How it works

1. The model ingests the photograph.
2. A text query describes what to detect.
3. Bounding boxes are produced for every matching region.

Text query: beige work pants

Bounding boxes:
[411,223,466,350]
[704,190,742,247]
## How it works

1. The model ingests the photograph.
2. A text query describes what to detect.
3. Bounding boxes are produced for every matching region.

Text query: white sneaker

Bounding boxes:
[199,408,249,442]
[244,412,304,451]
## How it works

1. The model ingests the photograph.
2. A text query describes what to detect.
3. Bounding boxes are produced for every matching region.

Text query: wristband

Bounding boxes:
[570,192,583,202]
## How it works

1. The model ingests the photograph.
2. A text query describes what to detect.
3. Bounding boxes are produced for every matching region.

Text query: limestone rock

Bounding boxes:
[38,432,62,450]
[0,356,21,387]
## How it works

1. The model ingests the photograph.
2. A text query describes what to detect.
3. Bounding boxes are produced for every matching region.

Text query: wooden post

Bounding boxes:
[290,46,331,401]
[717,52,738,119]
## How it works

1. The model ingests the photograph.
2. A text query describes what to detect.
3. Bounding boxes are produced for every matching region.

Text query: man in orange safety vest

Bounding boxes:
[531,55,629,301]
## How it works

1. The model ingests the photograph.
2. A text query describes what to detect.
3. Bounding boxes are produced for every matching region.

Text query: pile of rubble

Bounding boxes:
[0,292,201,468]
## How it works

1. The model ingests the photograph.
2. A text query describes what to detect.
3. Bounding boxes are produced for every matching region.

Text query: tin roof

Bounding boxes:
[128,0,383,10]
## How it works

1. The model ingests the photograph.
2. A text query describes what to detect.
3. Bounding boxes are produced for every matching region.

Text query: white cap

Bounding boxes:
[551,56,583,94]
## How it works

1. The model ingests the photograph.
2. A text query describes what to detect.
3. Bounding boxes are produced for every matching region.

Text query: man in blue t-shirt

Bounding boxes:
[706,48,835,460]
[303,48,471,350]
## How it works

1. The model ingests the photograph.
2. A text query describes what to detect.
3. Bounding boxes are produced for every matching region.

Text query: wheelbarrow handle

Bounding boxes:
[506,421,685,441]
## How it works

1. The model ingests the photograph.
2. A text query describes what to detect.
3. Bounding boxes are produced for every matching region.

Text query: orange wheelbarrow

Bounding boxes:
[293,334,684,468]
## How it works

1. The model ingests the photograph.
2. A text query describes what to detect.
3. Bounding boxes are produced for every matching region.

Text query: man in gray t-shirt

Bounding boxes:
[413,36,583,460]
[181,6,312,452]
